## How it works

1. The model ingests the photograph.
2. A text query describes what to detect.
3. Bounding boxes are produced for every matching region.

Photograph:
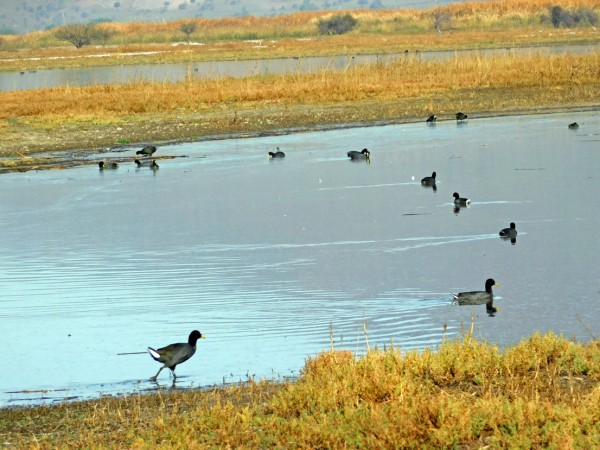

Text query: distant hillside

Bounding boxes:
[0,0,456,34]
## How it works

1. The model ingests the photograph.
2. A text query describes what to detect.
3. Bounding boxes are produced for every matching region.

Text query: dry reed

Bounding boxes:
[1,50,598,163]
[2,52,598,120]
[1,332,598,448]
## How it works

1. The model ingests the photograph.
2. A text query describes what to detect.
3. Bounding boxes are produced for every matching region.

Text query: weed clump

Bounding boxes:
[545,5,599,28]
[1,332,599,448]
[317,14,358,35]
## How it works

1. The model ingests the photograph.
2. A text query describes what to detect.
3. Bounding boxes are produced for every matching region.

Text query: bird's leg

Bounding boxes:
[150,366,165,382]
[170,368,177,380]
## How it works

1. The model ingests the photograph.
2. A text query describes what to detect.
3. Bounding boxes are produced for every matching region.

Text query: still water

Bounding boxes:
[1,111,599,406]
[2,44,598,91]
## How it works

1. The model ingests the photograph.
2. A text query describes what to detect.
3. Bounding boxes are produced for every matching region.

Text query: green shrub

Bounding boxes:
[547,5,598,28]
[317,14,358,35]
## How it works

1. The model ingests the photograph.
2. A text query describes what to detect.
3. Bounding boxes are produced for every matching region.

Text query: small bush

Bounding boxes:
[180,21,197,41]
[431,10,452,33]
[54,23,103,48]
[547,5,598,28]
[574,6,599,26]
[317,14,358,35]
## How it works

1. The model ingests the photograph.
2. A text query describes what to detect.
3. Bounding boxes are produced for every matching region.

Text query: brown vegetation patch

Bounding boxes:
[1,51,599,172]
[1,333,598,448]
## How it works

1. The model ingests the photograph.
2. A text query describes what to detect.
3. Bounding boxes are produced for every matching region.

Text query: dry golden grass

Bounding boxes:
[1,332,598,448]
[1,0,599,72]
[3,25,599,74]
[1,50,598,167]
[1,1,599,169]
[2,52,598,120]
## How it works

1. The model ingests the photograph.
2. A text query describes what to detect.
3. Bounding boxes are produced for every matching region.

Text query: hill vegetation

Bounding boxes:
[0,0,599,61]
[0,0,420,35]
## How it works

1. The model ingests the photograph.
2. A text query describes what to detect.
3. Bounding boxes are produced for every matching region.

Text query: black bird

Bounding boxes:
[421,171,436,185]
[135,159,159,169]
[499,222,517,244]
[568,122,579,129]
[268,148,285,158]
[455,112,468,121]
[499,222,517,239]
[136,145,157,157]
[426,115,437,123]
[148,330,205,382]
[453,192,470,206]
[98,161,118,170]
[452,279,498,305]
[347,148,371,160]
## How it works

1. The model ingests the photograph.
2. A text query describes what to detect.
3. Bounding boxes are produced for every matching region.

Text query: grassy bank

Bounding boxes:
[0,0,599,71]
[2,332,599,447]
[1,50,599,172]
[0,0,599,172]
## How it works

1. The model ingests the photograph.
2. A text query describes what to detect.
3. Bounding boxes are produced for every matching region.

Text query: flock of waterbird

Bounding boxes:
[140,112,581,381]
[98,145,160,171]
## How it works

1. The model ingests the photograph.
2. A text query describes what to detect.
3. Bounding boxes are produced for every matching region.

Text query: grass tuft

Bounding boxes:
[3,332,597,447]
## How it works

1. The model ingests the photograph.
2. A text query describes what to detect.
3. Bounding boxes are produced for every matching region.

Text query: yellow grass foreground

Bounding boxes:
[1,332,599,448]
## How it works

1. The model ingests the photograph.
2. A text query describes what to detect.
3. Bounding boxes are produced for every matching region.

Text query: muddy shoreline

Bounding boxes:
[2,103,597,174]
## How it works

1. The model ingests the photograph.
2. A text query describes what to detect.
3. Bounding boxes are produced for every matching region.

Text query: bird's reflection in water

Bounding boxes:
[500,235,517,245]
[452,297,500,317]
[421,182,437,192]
[486,300,499,317]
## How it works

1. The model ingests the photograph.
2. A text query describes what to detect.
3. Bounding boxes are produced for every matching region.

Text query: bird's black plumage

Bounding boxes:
[148,330,205,382]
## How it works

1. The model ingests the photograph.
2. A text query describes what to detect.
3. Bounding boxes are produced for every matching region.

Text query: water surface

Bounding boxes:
[1,111,599,406]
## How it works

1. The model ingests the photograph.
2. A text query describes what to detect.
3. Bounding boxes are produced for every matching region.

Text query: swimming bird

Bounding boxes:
[452,278,498,305]
[148,330,205,382]
[347,148,371,160]
[455,112,468,121]
[453,192,470,206]
[135,159,159,169]
[136,145,157,157]
[568,122,579,129]
[421,171,436,185]
[426,115,437,123]
[268,148,285,158]
[98,161,118,170]
[499,222,517,239]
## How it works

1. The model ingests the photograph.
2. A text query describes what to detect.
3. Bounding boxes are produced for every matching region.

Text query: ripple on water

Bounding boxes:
[3,111,600,406]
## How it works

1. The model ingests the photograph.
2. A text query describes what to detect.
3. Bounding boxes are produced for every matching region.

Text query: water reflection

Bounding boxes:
[421,182,437,192]
[500,235,517,245]
[420,171,437,192]
[2,111,600,406]
[486,300,499,317]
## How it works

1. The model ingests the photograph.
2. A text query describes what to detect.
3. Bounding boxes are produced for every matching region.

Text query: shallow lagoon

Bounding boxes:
[1,111,599,406]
